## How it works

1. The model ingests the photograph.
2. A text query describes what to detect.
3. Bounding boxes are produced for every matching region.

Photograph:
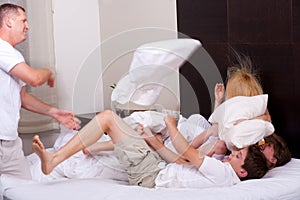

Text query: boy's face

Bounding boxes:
[224,148,248,177]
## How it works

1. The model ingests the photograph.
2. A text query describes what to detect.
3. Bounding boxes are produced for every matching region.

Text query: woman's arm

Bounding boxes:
[199,139,227,157]
[190,123,219,149]
[234,108,272,125]
[254,109,272,122]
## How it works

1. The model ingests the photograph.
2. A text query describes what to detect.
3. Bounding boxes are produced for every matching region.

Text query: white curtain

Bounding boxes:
[18,86,59,134]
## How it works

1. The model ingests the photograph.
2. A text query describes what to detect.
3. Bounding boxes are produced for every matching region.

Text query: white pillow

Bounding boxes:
[111,39,201,106]
[208,94,274,150]
[123,111,167,133]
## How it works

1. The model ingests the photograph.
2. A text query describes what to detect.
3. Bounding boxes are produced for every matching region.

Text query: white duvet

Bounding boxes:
[28,130,127,183]
[28,113,210,183]
[1,115,300,200]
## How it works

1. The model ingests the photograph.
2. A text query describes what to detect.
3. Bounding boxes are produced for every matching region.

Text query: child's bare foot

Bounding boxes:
[32,135,56,175]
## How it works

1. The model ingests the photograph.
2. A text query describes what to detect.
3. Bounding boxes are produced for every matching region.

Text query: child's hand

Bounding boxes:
[164,115,177,128]
[214,83,225,106]
[137,125,154,138]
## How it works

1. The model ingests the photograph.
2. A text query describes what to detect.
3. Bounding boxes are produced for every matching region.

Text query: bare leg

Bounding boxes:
[32,116,102,174]
[82,141,114,155]
[32,110,138,174]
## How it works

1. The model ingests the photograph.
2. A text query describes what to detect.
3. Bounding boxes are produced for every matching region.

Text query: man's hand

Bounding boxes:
[47,72,55,87]
[51,108,81,130]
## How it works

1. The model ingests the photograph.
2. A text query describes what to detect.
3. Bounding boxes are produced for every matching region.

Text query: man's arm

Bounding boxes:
[20,87,80,130]
[10,62,54,87]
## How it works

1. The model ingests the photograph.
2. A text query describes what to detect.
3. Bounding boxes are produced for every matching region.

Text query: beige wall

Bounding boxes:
[25,0,178,115]
[99,0,179,111]
[52,0,103,114]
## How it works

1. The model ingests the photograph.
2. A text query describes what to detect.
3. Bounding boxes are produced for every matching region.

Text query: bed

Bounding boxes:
[1,127,300,200]
[1,158,300,200]
[2,39,300,200]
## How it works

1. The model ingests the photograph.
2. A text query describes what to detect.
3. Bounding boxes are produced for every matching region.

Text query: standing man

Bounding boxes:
[0,3,80,179]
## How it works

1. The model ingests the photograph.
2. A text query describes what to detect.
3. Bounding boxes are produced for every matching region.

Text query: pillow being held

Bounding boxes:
[208,94,274,150]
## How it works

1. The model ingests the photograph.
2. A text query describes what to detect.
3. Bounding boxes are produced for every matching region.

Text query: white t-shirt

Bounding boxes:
[0,38,25,140]
[155,156,240,188]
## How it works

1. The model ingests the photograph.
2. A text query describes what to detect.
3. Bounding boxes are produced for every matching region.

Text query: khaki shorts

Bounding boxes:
[0,137,31,179]
[114,134,163,188]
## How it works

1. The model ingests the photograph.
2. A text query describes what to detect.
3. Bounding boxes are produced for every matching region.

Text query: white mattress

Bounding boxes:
[1,158,300,200]
[2,123,300,200]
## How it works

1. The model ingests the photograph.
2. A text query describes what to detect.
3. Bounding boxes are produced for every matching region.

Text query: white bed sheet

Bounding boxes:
[1,119,300,200]
[1,158,300,200]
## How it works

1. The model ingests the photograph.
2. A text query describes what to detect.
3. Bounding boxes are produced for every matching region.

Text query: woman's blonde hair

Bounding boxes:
[225,55,263,99]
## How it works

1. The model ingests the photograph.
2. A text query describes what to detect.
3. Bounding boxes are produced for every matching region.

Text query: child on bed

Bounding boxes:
[190,58,291,169]
[78,56,263,162]
[79,63,282,165]
[189,68,268,155]
[32,110,269,188]
[81,111,227,161]
[81,58,290,170]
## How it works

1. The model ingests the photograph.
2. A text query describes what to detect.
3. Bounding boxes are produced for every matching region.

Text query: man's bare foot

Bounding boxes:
[32,135,56,175]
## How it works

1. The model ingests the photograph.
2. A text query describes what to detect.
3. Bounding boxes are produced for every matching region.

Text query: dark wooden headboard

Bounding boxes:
[177,0,300,158]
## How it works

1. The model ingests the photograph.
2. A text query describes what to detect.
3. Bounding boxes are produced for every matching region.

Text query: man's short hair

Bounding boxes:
[0,3,25,27]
